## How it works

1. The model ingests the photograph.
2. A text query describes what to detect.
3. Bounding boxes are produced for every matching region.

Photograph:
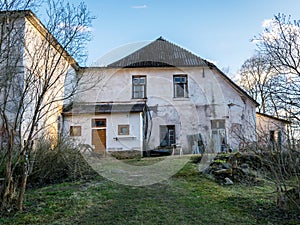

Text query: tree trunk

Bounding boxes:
[18,172,27,212]
[1,176,14,210]
[0,132,15,211]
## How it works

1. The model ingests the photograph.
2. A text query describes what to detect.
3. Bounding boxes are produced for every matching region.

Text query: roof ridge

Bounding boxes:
[156,36,166,41]
[107,37,209,68]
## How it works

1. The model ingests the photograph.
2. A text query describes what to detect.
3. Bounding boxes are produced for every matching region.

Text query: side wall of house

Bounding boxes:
[0,15,25,147]
[256,114,287,147]
[22,17,74,142]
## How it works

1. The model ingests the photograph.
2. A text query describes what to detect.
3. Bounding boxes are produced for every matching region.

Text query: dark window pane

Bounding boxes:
[160,125,175,147]
[132,76,146,99]
[173,75,188,98]
[270,130,275,143]
[118,125,130,135]
[92,119,106,127]
[174,77,181,83]
[70,126,81,136]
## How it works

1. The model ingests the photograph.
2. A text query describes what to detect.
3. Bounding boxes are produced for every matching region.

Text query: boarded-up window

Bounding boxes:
[211,120,226,152]
[118,125,130,135]
[211,120,225,129]
[70,126,81,136]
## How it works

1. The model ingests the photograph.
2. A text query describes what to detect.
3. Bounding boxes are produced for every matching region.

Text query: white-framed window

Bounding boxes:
[132,75,146,99]
[173,75,188,98]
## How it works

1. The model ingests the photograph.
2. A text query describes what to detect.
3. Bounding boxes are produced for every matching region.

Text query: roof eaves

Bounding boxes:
[256,112,291,124]
[24,10,80,71]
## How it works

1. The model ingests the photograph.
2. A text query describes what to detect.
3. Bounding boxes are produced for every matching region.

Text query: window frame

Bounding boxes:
[270,130,282,146]
[92,119,106,128]
[159,125,176,147]
[118,124,130,135]
[70,126,82,137]
[211,120,226,130]
[132,75,147,99]
[173,74,188,98]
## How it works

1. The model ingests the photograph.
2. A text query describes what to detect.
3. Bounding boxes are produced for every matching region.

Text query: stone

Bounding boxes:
[214,168,232,175]
[240,163,249,169]
[240,163,250,174]
[222,162,232,169]
[224,177,234,185]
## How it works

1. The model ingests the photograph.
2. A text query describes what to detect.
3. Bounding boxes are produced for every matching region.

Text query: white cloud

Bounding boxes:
[260,17,300,42]
[262,18,274,28]
[131,4,147,9]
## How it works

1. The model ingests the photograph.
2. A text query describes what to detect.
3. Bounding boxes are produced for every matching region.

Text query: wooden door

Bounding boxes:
[92,129,106,156]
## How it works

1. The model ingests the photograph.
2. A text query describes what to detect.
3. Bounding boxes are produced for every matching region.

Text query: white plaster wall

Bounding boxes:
[257,114,286,132]
[63,112,142,151]
[21,16,74,141]
[0,16,25,134]
[256,114,287,145]
[72,66,257,152]
[106,112,142,150]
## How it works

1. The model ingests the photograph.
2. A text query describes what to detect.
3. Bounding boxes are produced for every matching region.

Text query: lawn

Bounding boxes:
[0,157,299,225]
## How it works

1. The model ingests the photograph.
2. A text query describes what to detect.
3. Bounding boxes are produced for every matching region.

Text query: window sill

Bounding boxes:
[173,97,190,101]
[113,136,136,141]
[131,97,147,100]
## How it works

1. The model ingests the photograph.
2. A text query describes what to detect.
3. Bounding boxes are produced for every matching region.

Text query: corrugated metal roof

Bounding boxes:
[63,103,145,115]
[107,37,209,68]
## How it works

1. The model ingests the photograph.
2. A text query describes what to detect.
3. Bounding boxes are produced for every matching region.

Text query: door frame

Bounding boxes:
[91,118,107,154]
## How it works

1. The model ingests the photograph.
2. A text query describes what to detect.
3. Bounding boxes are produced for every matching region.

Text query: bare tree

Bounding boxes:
[239,13,300,210]
[0,0,94,211]
[238,54,278,114]
[255,13,300,123]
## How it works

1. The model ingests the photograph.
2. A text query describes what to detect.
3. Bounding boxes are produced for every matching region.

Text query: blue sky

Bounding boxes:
[77,0,300,77]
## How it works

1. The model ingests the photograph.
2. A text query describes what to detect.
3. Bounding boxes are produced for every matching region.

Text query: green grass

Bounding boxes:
[0,158,299,225]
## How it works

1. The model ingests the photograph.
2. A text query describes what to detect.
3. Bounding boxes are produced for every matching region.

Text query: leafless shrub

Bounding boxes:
[28,136,97,187]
